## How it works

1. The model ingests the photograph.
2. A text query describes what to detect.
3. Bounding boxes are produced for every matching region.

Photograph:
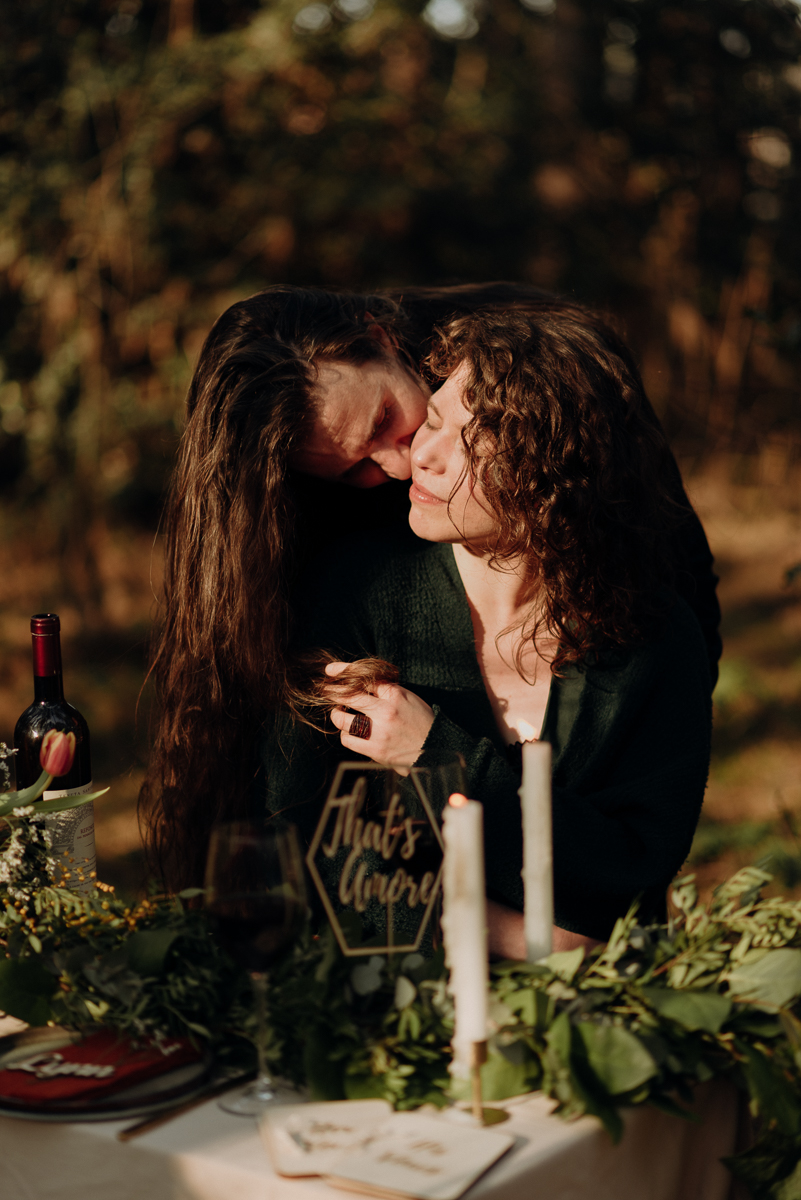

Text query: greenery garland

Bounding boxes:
[2,809,801,1197]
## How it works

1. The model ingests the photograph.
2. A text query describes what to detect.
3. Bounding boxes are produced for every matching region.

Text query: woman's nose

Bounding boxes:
[411,427,435,470]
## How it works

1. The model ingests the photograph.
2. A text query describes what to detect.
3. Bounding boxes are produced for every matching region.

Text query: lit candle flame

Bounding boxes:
[448,792,469,808]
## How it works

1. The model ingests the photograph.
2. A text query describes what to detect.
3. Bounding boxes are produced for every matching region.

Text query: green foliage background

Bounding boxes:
[1,0,801,609]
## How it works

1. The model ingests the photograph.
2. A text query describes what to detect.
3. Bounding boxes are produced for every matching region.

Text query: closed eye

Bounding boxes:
[370,405,391,441]
[423,401,441,432]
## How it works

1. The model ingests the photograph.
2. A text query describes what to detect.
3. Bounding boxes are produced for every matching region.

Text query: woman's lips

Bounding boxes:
[409,479,445,505]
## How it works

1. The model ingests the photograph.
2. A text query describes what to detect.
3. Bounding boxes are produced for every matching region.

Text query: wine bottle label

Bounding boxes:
[42,783,96,896]
[42,782,94,801]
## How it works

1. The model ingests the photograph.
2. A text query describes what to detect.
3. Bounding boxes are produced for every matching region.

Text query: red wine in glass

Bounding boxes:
[209,894,305,973]
[205,821,307,1116]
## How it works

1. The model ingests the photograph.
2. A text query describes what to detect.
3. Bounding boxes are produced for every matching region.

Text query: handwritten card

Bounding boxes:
[260,1100,393,1176]
[325,1111,514,1200]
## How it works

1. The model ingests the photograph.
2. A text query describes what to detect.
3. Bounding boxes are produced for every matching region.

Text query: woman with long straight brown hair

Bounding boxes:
[139,284,720,894]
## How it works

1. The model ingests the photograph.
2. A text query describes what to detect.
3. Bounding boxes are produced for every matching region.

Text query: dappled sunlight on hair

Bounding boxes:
[140,287,409,891]
[289,649,399,729]
[428,304,685,673]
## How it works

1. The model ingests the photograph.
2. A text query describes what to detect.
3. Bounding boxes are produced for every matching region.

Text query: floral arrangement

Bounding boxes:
[1,757,801,1197]
[0,731,108,895]
[0,732,252,1061]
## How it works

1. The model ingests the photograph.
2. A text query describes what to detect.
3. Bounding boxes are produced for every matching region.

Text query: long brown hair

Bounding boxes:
[139,287,408,891]
[428,304,680,673]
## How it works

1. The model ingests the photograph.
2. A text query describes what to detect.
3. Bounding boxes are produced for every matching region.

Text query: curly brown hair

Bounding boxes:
[428,304,682,673]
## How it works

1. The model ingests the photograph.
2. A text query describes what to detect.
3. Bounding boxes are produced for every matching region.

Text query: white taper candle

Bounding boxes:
[520,740,553,962]
[441,795,488,1067]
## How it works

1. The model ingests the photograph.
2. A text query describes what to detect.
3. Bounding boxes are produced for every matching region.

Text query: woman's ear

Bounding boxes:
[365,319,395,352]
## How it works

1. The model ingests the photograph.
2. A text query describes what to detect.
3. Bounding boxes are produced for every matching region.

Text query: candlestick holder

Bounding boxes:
[469,1041,509,1126]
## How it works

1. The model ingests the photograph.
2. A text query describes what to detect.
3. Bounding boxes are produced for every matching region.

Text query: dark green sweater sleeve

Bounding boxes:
[261,537,711,942]
[418,605,711,939]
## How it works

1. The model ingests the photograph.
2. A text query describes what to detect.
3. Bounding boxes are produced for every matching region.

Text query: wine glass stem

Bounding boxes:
[251,970,273,1096]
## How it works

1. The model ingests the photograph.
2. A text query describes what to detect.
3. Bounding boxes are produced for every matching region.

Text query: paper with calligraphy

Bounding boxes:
[325,1110,514,1200]
[260,1100,392,1176]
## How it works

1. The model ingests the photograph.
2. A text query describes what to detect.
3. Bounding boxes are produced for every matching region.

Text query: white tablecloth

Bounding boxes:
[0,1077,744,1200]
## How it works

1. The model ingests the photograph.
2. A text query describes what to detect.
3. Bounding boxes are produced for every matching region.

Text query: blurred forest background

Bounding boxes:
[1,0,800,898]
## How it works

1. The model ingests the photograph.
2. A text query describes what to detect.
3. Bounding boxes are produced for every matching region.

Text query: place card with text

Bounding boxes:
[261,1100,393,1176]
[324,1110,514,1200]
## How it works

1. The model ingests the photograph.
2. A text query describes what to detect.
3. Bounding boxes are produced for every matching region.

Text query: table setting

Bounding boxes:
[0,730,797,1198]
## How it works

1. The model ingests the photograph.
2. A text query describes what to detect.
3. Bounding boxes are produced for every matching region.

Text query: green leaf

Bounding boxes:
[398,1006,421,1041]
[177,888,206,900]
[505,986,536,1026]
[640,986,732,1033]
[724,1127,801,1199]
[0,957,55,1025]
[304,1027,346,1100]
[180,1019,212,1037]
[546,1010,572,1066]
[0,788,109,819]
[728,949,801,1009]
[647,1094,696,1122]
[36,789,109,815]
[123,928,180,976]
[481,1043,537,1102]
[394,975,416,1009]
[544,947,585,983]
[344,1072,390,1101]
[739,1043,801,1139]
[566,1029,625,1142]
[731,1013,782,1040]
[576,1022,658,1095]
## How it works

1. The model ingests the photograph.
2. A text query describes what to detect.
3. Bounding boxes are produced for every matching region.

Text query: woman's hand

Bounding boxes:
[486,900,603,960]
[324,661,435,771]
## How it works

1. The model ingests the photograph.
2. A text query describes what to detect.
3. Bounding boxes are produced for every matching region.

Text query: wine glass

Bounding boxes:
[205,820,307,1116]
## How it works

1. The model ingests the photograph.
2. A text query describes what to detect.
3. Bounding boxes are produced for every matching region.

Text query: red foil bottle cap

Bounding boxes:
[31,612,62,677]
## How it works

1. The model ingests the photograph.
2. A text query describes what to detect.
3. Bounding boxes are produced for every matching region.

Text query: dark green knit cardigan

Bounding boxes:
[260,535,712,941]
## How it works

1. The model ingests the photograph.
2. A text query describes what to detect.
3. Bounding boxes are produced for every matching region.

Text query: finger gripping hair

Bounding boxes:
[290,650,400,725]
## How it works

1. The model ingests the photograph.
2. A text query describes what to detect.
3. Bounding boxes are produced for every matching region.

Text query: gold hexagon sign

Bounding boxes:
[306,762,445,957]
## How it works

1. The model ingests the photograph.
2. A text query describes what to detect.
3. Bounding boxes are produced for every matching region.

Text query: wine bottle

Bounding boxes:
[13,613,96,894]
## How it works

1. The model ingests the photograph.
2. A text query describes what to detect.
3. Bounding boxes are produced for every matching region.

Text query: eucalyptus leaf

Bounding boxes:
[351,956,385,996]
[480,1045,534,1101]
[304,1028,346,1100]
[345,1072,391,1101]
[505,986,536,1026]
[546,1010,572,1067]
[724,1130,801,1200]
[641,986,732,1033]
[739,1044,801,1139]
[727,949,801,1009]
[576,1022,658,1095]
[124,928,180,976]
[394,975,416,1009]
[6,850,801,1200]
[544,947,585,983]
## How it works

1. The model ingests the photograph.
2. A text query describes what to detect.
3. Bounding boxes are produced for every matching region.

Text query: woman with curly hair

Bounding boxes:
[261,302,712,952]
[140,284,718,901]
